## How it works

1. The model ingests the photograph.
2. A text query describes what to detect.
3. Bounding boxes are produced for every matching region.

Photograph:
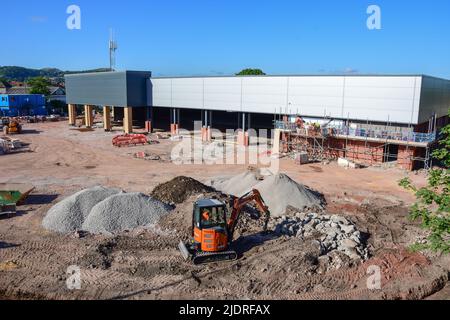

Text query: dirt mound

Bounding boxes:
[82,193,172,235]
[151,176,215,204]
[42,186,122,234]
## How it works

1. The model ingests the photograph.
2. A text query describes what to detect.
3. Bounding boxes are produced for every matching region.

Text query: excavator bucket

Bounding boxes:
[178,241,192,261]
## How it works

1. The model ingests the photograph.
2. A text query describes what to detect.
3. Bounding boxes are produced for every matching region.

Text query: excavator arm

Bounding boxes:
[227,189,271,241]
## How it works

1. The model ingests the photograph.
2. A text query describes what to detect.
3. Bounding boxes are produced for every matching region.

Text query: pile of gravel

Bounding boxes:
[269,211,369,261]
[42,186,122,234]
[82,193,172,235]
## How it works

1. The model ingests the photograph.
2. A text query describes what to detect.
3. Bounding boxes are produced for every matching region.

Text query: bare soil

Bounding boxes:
[0,121,448,300]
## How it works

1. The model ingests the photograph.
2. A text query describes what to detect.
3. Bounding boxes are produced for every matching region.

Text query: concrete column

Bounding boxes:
[236,113,250,146]
[145,120,152,133]
[84,105,94,128]
[103,106,112,131]
[123,107,133,134]
[170,108,180,135]
[68,104,76,126]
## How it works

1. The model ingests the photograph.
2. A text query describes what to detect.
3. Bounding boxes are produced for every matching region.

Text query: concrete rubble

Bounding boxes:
[269,210,369,263]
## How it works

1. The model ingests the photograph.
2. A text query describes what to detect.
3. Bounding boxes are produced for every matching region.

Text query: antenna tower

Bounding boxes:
[109,29,118,71]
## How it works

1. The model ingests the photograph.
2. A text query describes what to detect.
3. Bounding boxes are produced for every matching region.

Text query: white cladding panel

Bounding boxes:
[288,76,344,118]
[343,76,421,123]
[172,78,204,109]
[149,75,435,124]
[151,78,172,106]
[204,77,242,111]
[241,77,288,113]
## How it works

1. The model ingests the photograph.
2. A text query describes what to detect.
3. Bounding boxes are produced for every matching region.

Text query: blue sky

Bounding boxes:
[1,0,449,78]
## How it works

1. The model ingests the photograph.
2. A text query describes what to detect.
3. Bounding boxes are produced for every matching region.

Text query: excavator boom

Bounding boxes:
[227,189,271,241]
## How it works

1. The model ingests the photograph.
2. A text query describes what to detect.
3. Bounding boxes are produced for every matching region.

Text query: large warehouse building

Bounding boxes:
[65,72,450,170]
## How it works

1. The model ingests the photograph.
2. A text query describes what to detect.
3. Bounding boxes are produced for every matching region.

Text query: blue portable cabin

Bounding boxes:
[0,94,47,117]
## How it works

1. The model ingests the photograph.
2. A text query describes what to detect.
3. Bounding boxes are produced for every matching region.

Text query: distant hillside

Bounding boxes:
[0,66,111,82]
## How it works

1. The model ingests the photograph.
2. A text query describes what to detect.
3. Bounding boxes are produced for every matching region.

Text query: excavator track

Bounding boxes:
[192,250,238,265]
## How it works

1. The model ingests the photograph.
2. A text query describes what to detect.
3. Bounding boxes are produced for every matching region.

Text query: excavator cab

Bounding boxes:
[192,199,229,253]
[179,199,238,265]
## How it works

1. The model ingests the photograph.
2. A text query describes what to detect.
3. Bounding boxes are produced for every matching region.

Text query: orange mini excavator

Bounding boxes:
[179,189,271,265]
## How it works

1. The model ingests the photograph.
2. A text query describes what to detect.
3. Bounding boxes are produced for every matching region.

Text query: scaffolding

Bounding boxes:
[275,120,436,170]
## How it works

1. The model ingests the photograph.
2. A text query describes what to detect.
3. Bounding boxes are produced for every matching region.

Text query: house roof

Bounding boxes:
[4,86,65,95]
[0,81,11,89]
[49,86,65,95]
[6,87,30,94]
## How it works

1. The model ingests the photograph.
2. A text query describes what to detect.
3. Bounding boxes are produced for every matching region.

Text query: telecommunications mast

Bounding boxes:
[109,29,118,71]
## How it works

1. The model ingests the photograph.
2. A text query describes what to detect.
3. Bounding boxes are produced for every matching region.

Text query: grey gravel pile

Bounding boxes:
[82,193,172,235]
[42,186,122,233]
[269,212,369,261]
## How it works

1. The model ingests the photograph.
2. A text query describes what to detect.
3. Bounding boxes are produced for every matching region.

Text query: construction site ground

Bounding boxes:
[0,121,449,300]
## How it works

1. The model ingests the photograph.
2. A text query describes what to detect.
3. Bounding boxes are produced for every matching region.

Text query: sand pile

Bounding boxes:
[210,171,325,217]
[210,171,261,196]
[151,176,215,204]
[42,186,122,233]
[82,193,172,235]
[256,174,324,216]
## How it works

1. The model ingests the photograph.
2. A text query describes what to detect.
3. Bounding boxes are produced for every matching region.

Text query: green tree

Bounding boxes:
[236,68,266,76]
[400,110,450,254]
[27,77,51,95]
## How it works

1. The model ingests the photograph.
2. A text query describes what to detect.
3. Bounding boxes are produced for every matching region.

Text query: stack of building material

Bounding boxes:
[295,152,309,165]
[337,158,363,169]
[0,138,9,155]
[112,134,148,147]
[0,137,24,155]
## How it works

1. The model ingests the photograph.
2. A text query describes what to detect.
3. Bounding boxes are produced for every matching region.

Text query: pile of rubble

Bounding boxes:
[134,152,161,161]
[269,209,369,262]
[0,137,25,155]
